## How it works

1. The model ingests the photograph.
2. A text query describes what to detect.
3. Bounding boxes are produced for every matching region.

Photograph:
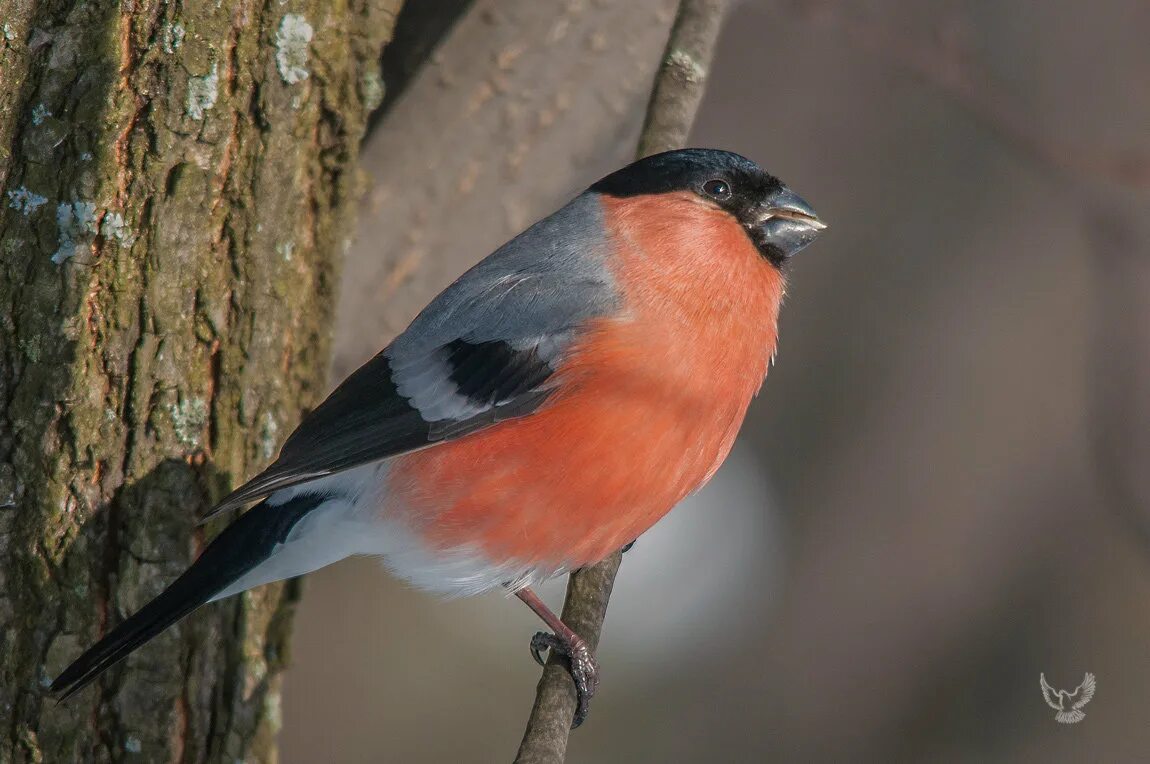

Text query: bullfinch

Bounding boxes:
[51,148,825,726]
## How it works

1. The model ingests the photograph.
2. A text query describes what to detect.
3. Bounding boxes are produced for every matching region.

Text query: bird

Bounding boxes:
[1040,672,1096,723]
[50,148,825,727]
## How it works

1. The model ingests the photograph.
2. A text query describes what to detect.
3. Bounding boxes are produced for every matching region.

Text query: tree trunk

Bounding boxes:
[0,1,401,761]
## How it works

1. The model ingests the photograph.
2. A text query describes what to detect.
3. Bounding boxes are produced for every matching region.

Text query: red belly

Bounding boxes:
[385,191,783,571]
[385,326,753,569]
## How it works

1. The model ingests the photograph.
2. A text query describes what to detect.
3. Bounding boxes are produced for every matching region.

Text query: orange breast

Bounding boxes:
[385,192,785,570]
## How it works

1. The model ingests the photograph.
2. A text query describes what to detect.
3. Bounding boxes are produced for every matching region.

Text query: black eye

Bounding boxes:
[702,178,732,200]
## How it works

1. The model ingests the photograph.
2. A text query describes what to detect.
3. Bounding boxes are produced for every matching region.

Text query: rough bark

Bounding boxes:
[514,1,729,761]
[0,1,401,762]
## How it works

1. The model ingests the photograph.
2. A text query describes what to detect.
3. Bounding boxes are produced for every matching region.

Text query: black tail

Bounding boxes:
[51,493,323,701]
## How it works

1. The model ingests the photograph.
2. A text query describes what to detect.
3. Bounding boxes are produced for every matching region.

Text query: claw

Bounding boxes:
[528,630,600,728]
[530,631,551,667]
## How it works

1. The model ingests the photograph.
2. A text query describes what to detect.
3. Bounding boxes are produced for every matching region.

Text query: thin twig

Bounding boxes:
[637,0,730,158]
[512,1,729,761]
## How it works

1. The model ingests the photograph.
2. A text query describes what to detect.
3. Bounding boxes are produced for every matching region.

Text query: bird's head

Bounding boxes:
[590,148,826,268]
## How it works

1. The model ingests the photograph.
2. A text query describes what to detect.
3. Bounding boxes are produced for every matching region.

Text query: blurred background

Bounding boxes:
[280,0,1150,761]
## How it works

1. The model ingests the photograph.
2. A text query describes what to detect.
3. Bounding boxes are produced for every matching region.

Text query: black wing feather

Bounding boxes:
[202,340,557,520]
[445,339,548,404]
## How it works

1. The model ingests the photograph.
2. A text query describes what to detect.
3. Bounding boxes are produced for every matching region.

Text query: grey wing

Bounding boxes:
[202,193,617,520]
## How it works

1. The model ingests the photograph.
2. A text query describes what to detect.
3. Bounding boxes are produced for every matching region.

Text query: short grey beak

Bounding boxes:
[755,186,826,259]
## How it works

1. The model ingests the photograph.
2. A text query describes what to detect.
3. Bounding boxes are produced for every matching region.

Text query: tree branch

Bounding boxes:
[512,1,729,761]
[637,0,730,158]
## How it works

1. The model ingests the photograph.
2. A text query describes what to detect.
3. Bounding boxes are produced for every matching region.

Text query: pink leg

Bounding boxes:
[515,587,600,728]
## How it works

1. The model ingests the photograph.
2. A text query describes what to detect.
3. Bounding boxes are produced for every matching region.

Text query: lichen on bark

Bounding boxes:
[0,1,403,761]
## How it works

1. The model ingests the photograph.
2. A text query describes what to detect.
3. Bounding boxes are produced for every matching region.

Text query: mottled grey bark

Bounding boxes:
[0,1,401,761]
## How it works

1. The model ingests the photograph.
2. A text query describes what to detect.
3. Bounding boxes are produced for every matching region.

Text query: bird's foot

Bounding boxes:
[530,630,600,728]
